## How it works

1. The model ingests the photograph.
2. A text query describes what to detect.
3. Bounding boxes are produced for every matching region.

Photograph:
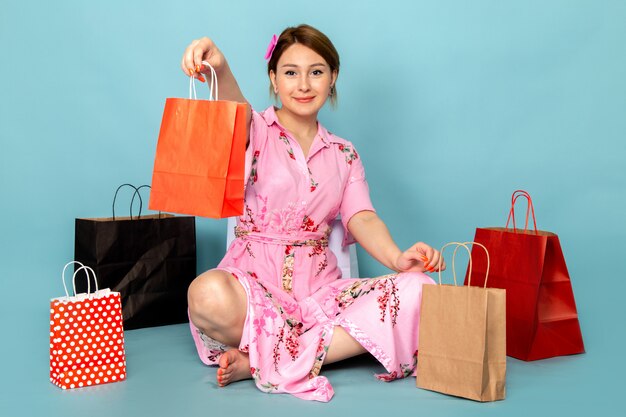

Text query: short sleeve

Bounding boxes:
[339,147,375,246]
[244,109,267,187]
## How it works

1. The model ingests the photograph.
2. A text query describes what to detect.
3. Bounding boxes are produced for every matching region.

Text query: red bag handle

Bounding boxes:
[505,189,538,234]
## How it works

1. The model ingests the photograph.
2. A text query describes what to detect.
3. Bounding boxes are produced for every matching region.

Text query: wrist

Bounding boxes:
[388,251,403,272]
[214,59,231,77]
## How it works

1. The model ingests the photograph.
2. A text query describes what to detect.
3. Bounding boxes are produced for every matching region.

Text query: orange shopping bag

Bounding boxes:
[150,63,248,218]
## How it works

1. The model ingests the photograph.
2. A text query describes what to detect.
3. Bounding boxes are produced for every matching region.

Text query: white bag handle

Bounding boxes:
[189,61,218,101]
[61,261,99,299]
[62,261,86,298]
[71,265,99,299]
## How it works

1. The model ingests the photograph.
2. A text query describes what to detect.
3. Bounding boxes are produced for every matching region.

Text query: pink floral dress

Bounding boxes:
[189,107,434,401]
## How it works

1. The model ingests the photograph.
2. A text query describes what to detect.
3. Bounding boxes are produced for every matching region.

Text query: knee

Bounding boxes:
[395,271,437,288]
[188,270,236,326]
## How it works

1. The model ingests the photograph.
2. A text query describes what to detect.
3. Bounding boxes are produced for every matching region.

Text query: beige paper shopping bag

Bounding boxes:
[417,242,506,402]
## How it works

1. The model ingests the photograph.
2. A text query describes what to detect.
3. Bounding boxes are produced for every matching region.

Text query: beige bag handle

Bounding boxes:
[437,241,490,288]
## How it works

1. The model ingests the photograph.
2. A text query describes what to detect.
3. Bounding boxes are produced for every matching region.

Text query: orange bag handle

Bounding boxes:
[505,189,538,234]
[437,242,490,288]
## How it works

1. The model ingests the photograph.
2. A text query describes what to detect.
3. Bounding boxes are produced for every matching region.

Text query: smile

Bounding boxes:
[294,97,315,103]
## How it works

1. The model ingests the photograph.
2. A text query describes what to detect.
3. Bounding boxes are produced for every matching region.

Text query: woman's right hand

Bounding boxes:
[179,36,250,128]
[181,37,227,80]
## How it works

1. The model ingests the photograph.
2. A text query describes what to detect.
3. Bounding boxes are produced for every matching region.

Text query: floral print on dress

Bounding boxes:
[250,366,279,393]
[281,246,295,293]
[270,202,307,234]
[260,380,280,392]
[245,242,256,258]
[376,351,418,382]
[249,150,260,185]
[278,132,297,160]
[284,318,304,361]
[299,215,329,277]
[375,371,398,382]
[337,143,358,165]
[254,281,303,370]
[301,215,320,233]
[272,327,285,371]
[377,277,400,327]
[400,350,419,378]
[309,330,329,379]
[240,204,261,233]
[309,243,328,277]
[335,274,400,327]
[251,366,261,381]
[308,167,318,192]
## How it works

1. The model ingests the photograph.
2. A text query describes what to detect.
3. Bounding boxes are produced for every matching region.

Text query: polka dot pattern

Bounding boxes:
[49,292,126,389]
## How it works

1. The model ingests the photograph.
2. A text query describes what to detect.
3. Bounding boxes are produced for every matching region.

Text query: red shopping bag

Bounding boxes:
[149,63,248,218]
[464,190,584,361]
[50,262,126,389]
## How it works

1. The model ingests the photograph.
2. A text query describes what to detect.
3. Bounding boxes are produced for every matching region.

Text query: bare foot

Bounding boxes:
[217,349,251,387]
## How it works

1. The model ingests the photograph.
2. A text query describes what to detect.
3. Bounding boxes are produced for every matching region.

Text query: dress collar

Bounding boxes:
[261,106,338,146]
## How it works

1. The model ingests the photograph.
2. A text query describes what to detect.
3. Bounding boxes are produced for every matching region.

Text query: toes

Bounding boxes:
[217,365,234,387]
[215,349,251,387]
[217,374,228,386]
[218,353,231,369]
[218,372,233,387]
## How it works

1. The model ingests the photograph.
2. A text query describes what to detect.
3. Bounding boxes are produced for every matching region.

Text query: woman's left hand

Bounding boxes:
[394,242,446,273]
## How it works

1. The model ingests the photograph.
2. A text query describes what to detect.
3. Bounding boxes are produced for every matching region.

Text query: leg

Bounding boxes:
[323,326,368,365]
[188,269,247,346]
[187,269,250,386]
[320,272,435,378]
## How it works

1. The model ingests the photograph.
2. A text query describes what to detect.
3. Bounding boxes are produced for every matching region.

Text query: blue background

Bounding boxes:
[1,0,625,416]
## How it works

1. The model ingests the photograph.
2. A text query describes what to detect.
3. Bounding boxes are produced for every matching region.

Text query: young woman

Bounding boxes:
[183,24,445,402]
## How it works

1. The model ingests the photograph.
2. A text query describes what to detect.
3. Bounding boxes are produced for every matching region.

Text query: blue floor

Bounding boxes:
[2,305,623,417]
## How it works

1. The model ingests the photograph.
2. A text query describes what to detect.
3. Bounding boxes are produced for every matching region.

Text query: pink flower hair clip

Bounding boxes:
[264,34,278,61]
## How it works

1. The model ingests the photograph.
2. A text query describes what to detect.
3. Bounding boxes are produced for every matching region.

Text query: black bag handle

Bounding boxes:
[130,184,162,219]
[112,184,141,220]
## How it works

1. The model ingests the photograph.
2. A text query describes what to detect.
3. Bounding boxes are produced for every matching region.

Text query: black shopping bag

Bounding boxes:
[75,184,196,329]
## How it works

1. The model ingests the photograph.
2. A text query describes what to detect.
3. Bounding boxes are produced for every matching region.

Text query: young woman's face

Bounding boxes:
[271,43,337,119]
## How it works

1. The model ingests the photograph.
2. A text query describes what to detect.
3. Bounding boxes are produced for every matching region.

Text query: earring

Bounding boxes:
[329,85,335,97]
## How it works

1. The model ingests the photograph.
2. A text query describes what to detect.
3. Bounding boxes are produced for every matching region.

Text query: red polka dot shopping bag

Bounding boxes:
[50,262,126,389]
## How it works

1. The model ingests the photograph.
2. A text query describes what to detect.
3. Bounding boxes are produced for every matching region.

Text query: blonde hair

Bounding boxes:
[267,24,340,106]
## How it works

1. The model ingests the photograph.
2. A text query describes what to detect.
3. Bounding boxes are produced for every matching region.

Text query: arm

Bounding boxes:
[347,210,445,273]
[181,37,252,139]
